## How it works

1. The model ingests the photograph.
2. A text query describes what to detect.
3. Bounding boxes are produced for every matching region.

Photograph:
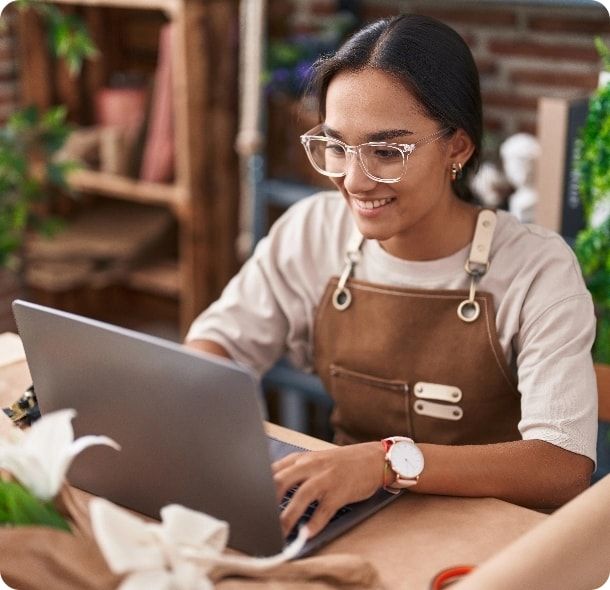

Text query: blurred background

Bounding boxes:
[0,0,609,441]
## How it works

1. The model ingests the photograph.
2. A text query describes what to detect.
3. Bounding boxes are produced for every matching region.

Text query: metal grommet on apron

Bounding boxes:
[332,234,365,311]
[457,209,497,323]
[457,270,482,323]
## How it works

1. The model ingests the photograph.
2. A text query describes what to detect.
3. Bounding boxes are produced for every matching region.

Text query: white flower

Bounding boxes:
[0,409,120,501]
[90,498,309,590]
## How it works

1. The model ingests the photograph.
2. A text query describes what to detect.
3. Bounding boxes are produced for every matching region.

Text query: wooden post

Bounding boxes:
[16,8,55,109]
[173,0,240,335]
[82,6,110,124]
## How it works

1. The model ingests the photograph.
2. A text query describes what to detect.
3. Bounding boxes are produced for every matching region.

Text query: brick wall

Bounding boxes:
[289,0,610,142]
[0,8,20,333]
[0,8,18,125]
[5,2,608,150]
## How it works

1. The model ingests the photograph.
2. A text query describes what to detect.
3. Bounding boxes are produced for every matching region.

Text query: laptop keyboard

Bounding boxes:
[281,487,352,542]
[267,438,353,543]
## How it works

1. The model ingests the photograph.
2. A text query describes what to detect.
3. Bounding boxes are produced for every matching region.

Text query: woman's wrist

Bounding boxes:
[360,441,387,490]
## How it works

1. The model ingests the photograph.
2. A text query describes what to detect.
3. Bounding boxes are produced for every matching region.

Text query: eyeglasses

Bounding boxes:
[300,124,451,184]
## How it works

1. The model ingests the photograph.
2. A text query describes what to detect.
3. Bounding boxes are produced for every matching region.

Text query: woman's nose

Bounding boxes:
[343,152,378,194]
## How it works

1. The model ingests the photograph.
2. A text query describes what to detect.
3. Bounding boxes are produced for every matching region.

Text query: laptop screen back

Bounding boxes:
[12,299,286,556]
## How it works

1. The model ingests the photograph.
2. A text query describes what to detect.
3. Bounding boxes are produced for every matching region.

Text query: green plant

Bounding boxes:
[573,38,610,365]
[16,0,98,75]
[263,11,357,98]
[0,1,97,271]
[595,37,610,73]
[0,480,69,531]
[0,105,77,269]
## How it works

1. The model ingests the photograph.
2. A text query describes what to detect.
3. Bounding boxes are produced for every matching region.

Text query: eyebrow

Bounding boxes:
[321,125,414,143]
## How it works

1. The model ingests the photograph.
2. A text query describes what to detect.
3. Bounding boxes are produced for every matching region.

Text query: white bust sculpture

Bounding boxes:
[499,133,541,224]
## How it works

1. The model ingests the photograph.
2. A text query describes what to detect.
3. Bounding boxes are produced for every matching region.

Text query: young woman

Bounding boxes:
[186,15,597,539]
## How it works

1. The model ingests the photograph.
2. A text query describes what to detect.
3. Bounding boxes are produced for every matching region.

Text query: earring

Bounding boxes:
[450,162,463,181]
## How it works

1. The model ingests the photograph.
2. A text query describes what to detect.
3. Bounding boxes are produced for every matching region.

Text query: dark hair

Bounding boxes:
[308,14,482,202]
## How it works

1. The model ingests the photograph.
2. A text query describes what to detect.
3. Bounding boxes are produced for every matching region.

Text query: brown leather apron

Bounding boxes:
[313,210,521,446]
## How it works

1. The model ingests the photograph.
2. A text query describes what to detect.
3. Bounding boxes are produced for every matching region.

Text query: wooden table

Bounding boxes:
[0,334,546,590]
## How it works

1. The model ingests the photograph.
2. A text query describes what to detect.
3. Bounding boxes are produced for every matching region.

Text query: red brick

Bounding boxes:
[0,69,16,84]
[310,1,337,16]
[0,46,13,62]
[268,0,295,37]
[488,39,600,62]
[482,91,538,111]
[483,115,504,132]
[362,3,398,22]
[0,84,17,98]
[476,58,498,76]
[528,15,610,35]
[509,68,598,90]
[517,120,537,135]
[410,7,517,27]
[460,32,477,49]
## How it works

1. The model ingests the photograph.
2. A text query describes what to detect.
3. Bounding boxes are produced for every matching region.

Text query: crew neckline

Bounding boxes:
[365,237,473,283]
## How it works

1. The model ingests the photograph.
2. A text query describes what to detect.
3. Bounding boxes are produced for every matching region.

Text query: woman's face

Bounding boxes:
[324,68,463,251]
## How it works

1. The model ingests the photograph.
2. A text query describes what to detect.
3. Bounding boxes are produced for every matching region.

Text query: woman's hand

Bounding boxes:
[272,441,385,539]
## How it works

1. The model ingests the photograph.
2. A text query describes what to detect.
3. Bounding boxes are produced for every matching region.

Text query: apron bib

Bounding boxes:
[313,210,521,446]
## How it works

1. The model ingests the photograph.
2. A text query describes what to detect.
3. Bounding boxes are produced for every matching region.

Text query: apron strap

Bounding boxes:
[332,210,498,318]
[465,208,497,276]
[458,209,497,323]
[332,227,364,311]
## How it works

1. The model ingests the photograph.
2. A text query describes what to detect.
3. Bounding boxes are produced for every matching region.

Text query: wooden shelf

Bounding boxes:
[127,258,180,299]
[49,0,182,16]
[68,169,185,211]
[18,0,240,336]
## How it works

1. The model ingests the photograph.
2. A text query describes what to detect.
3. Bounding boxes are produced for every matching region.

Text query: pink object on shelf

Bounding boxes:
[139,23,175,184]
[95,87,147,141]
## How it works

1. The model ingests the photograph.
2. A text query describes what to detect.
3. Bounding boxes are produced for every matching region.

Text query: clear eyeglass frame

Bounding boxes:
[299,124,452,184]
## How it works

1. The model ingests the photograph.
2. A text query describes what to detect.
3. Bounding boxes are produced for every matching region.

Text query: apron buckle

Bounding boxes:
[457,275,481,322]
[333,251,360,311]
[332,287,352,311]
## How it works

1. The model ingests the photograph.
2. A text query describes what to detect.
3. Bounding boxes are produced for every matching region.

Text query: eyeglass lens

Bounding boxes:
[306,138,406,181]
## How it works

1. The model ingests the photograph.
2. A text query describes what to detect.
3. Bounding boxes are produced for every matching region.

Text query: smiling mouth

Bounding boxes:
[352,197,395,210]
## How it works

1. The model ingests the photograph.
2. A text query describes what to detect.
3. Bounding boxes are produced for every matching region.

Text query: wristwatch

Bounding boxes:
[381,436,424,491]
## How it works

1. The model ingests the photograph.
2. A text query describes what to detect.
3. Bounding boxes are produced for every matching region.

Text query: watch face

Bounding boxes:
[390,441,424,479]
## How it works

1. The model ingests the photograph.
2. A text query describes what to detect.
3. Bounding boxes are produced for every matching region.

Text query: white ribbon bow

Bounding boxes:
[90,498,309,590]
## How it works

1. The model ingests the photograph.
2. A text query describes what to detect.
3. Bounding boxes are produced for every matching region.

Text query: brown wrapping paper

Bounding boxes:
[0,487,384,590]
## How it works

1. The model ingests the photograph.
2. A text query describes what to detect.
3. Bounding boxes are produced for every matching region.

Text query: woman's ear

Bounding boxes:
[446,128,475,167]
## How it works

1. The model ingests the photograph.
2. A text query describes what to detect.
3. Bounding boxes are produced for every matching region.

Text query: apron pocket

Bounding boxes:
[328,364,411,443]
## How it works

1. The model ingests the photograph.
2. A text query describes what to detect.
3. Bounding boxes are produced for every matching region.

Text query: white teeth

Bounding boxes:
[354,197,393,210]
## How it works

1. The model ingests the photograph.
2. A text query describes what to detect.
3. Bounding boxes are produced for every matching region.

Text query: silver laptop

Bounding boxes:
[12,299,398,557]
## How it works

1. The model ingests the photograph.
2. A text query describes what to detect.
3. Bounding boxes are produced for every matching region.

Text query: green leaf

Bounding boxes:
[0,481,70,531]
[594,314,610,365]
[595,37,610,72]
[18,1,98,77]
[41,105,68,128]
[0,102,74,267]
[35,216,64,238]
[0,2,91,267]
